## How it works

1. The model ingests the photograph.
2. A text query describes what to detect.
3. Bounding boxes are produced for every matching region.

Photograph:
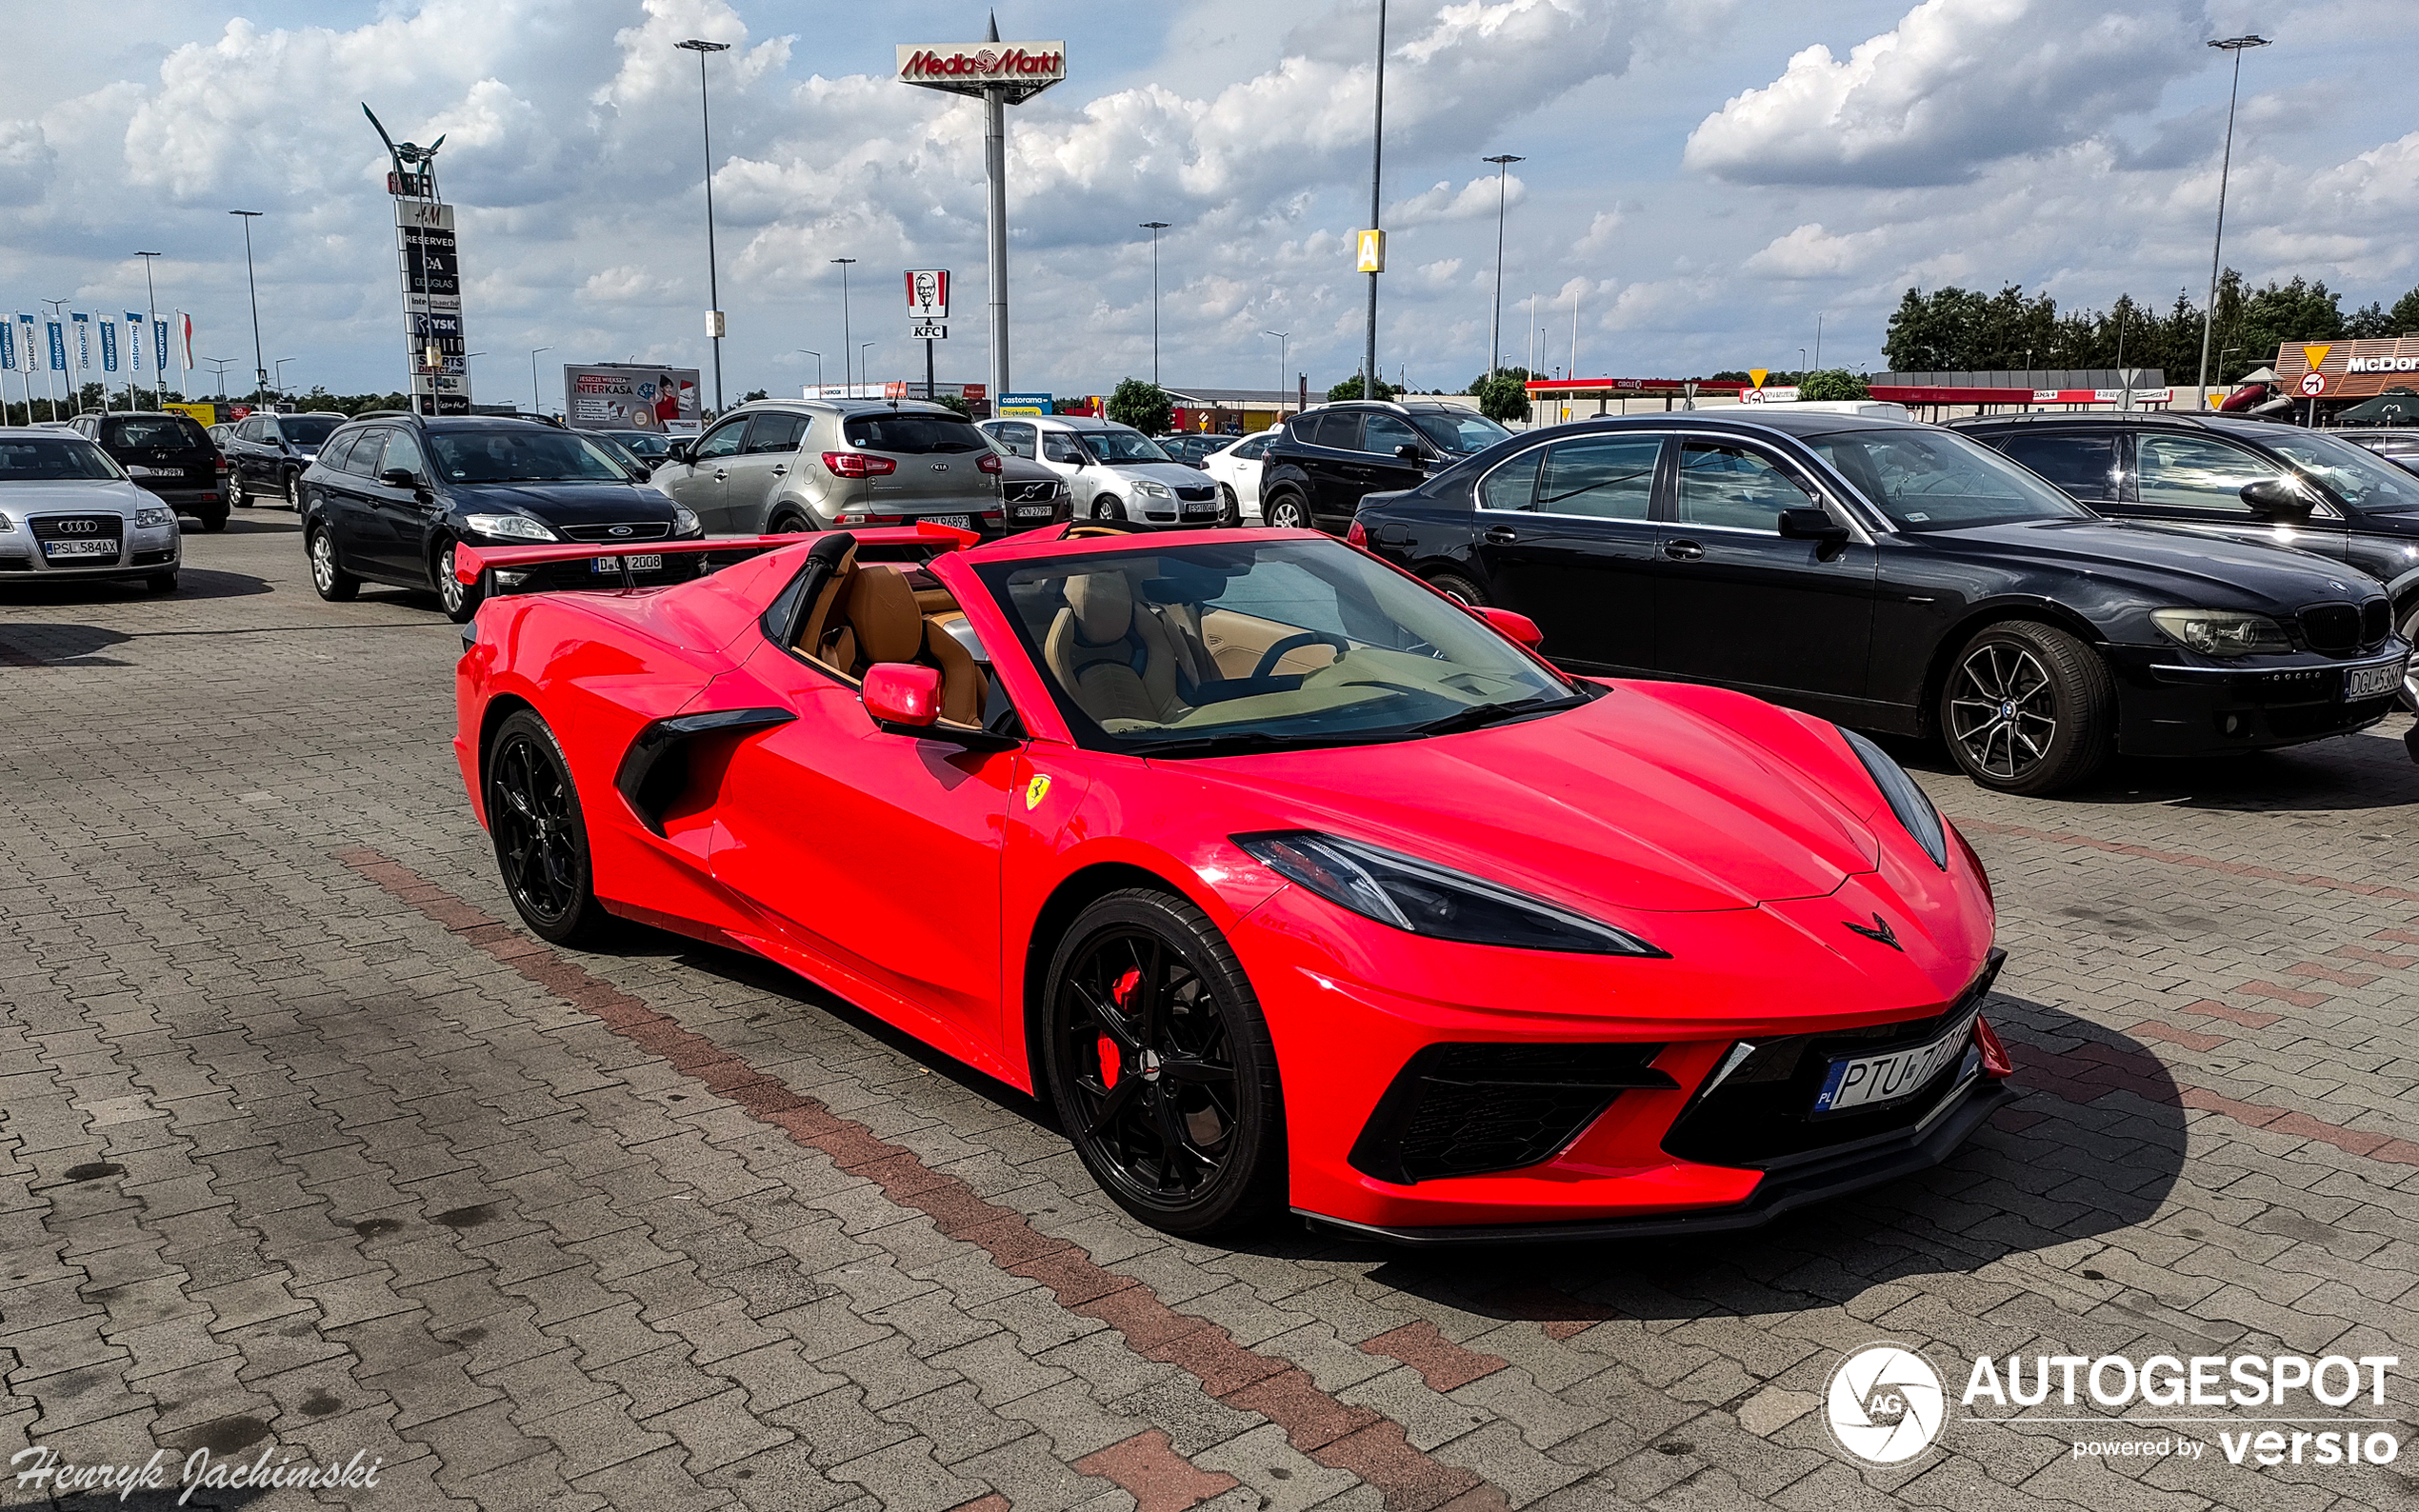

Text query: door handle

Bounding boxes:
[1484,526,1518,546]
[711,468,728,481]
[770,466,787,477]
[1663,539,1705,560]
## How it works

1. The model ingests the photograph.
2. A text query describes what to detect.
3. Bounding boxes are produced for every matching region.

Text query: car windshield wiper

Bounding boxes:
[1404,692,1590,738]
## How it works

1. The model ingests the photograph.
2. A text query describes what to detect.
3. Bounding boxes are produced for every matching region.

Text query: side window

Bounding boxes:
[993,423,1036,458]
[236,417,262,442]
[382,430,429,481]
[1997,433,2120,502]
[1675,442,1816,533]
[694,419,748,461]
[2135,434,2284,512]
[1537,435,1660,521]
[1311,412,1362,451]
[318,432,362,474]
[1042,431,1087,465]
[1235,436,1268,461]
[744,412,810,454]
[1361,414,1423,458]
[1478,448,1544,512]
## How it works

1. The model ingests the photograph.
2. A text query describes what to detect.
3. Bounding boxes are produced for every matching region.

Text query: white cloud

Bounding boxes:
[1744,222,1896,279]
[1389,174,1521,227]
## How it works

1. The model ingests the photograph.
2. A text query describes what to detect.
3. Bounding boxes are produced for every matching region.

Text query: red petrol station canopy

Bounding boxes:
[1524,377,2174,407]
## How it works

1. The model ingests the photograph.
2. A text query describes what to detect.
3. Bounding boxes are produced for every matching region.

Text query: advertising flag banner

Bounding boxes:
[126,313,146,371]
[17,315,34,372]
[98,317,118,373]
[175,312,194,372]
[70,311,90,370]
[154,318,170,375]
[46,320,66,372]
[0,319,14,372]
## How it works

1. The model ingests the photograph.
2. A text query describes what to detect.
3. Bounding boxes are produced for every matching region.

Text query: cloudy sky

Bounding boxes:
[4,0,2415,408]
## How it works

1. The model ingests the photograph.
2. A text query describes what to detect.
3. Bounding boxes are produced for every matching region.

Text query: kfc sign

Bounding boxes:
[896,42,1066,99]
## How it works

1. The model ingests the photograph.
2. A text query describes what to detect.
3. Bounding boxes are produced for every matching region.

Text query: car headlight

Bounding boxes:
[0,513,17,531]
[1837,726,1947,870]
[1136,480,1173,499]
[673,507,703,536]
[133,507,175,529]
[1233,831,1665,956]
[463,514,558,542]
[2150,608,2292,656]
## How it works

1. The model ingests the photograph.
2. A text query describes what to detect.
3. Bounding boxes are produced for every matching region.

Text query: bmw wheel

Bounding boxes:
[485,709,614,946]
[1043,889,1286,1238]
[1940,622,2111,795]
[308,527,360,603]
[1265,491,1310,531]
[436,540,483,624]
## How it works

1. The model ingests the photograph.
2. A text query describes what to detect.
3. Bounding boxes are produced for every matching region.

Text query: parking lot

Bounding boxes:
[3,513,2417,1511]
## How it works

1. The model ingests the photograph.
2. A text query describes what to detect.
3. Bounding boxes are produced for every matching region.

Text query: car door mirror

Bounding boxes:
[2239,477,2313,523]
[863,664,941,729]
[1394,444,1425,463]
[665,439,693,466]
[1779,507,1850,543]
[379,468,420,489]
[1473,606,1545,649]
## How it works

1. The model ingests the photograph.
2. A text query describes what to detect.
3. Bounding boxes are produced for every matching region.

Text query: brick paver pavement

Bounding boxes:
[2,512,2415,1510]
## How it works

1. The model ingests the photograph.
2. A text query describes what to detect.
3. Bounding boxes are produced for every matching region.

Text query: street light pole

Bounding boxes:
[1139,223,1170,387]
[859,342,875,393]
[2196,34,2269,412]
[230,210,266,401]
[797,349,822,393]
[530,347,550,417]
[272,357,294,399]
[1483,154,1522,382]
[1363,0,1387,398]
[133,251,163,407]
[204,358,234,402]
[1264,331,1288,418]
[831,259,856,392]
[676,38,731,416]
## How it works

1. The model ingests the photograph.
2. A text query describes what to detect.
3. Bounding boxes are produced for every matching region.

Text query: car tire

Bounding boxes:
[227,471,248,508]
[1265,491,1311,531]
[484,709,616,947]
[1939,621,2112,795]
[308,527,360,603]
[1217,484,1241,528]
[2396,598,2419,713]
[1427,570,1488,607]
[1092,496,1126,522]
[769,509,812,535]
[146,571,179,594]
[436,540,484,624]
[196,507,230,533]
[286,470,304,509]
[1042,887,1286,1239]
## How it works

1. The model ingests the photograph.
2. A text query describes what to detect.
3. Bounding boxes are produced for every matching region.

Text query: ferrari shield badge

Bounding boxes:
[1025,774,1051,809]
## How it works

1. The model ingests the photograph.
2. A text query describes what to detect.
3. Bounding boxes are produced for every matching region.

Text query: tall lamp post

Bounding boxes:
[204,358,234,402]
[1483,154,1522,381]
[859,342,875,392]
[133,251,164,406]
[831,259,857,391]
[1362,0,1388,397]
[229,210,267,401]
[271,357,295,399]
[1263,330,1288,418]
[2195,34,2269,412]
[1139,222,1170,386]
[676,38,731,416]
[530,347,550,417]
[796,348,822,393]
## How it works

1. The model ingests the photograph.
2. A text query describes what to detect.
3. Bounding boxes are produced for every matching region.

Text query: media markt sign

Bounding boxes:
[895,41,1066,99]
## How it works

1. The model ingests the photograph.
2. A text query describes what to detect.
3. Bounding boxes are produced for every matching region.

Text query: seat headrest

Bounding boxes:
[848,567,926,666]
[1065,571,1134,645]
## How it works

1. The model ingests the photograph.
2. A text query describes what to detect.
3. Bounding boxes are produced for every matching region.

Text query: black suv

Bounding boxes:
[69,410,226,530]
[300,413,700,623]
[1949,411,2419,647]
[1353,410,2409,795]
[1258,401,1510,532]
[224,409,349,510]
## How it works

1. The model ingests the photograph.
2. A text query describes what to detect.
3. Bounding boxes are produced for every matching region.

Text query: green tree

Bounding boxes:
[2345,301,2390,339]
[2390,287,2419,336]
[1325,374,1398,403]
[1796,369,1870,401]
[1106,377,1171,433]
[931,393,971,418]
[1464,368,1530,422]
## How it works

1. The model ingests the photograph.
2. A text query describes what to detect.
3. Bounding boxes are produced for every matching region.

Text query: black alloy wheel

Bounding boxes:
[1939,621,2111,795]
[484,710,614,945]
[1265,492,1310,531]
[308,527,359,602]
[1043,890,1284,1237]
[436,540,484,624]
[1427,570,1487,607]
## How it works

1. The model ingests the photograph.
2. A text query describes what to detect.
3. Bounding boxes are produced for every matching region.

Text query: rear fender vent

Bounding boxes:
[614,707,795,836]
[1348,1042,1676,1185]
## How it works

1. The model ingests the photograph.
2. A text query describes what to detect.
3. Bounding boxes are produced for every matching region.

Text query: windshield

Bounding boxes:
[1412,412,1511,453]
[282,414,343,446]
[606,430,670,457]
[978,538,1578,754]
[2262,428,2419,513]
[1079,428,1173,465]
[0,437,123,481]
[429,428,631,484]
[101,416,210,449]
[843,413,987,454]
[1806,426,2092,531]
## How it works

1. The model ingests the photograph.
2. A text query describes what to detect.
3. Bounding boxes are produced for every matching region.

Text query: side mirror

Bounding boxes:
[2240,477,2314,523]
[1475,606,1544,650]
[1779,507,1850,543]
[1394,444,1425,463]
[863,664,941,730]
[379,468,420,489]
[665,439,693,466]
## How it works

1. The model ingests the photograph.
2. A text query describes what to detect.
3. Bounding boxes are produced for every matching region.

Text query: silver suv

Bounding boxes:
[650,399,1002,535]
[978,415,1222,527]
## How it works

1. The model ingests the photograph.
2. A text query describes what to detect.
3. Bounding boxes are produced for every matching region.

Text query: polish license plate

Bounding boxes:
[592,554,664,573]
[42,538,118,558]
[126,465,173,477]
[928,514,973,530]
[1811,1013,1976,1116]
[1012,507,1053,520]
[2345,659,2404,700]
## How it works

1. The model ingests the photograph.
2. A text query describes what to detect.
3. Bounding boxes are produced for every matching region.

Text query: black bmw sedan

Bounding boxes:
[300,414,700,623]
[1352,410,2409,794]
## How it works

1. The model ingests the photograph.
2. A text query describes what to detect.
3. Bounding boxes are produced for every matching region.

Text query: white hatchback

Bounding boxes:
[0,428,183,591]
[980,416,1223,528]
[1204,429,1279,526]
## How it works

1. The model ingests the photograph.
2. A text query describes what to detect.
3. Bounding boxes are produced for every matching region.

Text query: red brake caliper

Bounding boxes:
[1098,966,1143,1088]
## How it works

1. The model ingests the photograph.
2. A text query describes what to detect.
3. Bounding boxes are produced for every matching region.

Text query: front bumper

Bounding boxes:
[0,525,183,578]
[129,479,222,512]
[2108,640,2409,756]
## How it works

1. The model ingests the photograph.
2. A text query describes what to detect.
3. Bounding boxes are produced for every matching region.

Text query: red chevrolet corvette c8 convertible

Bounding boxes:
[451,523,2012,1243]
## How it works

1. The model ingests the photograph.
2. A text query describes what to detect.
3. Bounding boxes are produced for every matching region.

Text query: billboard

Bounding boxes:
[565,364,701,432]
[997,391,1051,416]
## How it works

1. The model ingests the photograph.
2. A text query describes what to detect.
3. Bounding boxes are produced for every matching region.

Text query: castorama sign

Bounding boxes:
[895,42,1066,89]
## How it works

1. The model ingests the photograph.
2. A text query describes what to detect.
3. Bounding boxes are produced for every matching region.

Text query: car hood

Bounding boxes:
[1926,517,2354,607]
[446,481,678,524]
[1106,462,1210,487]
[1167,687,1882,916]
[0,480,152,516]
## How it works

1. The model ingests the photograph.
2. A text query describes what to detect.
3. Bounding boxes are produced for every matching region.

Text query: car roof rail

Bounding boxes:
[348,408,420,423]
[1948,409,2213,429]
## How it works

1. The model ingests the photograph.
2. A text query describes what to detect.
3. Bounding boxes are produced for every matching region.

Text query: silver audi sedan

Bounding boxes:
[0,428,184,591]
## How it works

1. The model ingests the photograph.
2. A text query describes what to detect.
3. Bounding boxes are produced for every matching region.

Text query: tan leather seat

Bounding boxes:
[923,613,990,726]
[796,549,859,666]
[815,565,989,726]
[1044,571,1190,727]
[841,565,927,675]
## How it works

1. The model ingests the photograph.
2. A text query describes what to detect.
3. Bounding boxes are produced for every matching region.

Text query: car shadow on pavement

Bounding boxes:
[0,566,273,607]
[0,623,134,666]
[1888,722,2419,815]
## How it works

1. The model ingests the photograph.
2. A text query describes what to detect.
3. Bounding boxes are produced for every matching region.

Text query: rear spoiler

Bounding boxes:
[452,521,980,586]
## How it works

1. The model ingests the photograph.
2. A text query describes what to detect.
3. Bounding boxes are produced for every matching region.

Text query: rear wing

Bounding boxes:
[452,522,981,590]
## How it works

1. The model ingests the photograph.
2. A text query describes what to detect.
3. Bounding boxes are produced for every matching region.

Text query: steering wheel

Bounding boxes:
[1250,631,1350,680]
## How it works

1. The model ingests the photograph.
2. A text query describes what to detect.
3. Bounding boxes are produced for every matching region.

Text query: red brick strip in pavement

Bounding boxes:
[1361,1321,1509,1392]
[2332,944,2418,970]
[2174,998,2281,1029]
[1950,815,2419,903]
[335,846,1507,1512]
[1073,1429,1242,1512]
